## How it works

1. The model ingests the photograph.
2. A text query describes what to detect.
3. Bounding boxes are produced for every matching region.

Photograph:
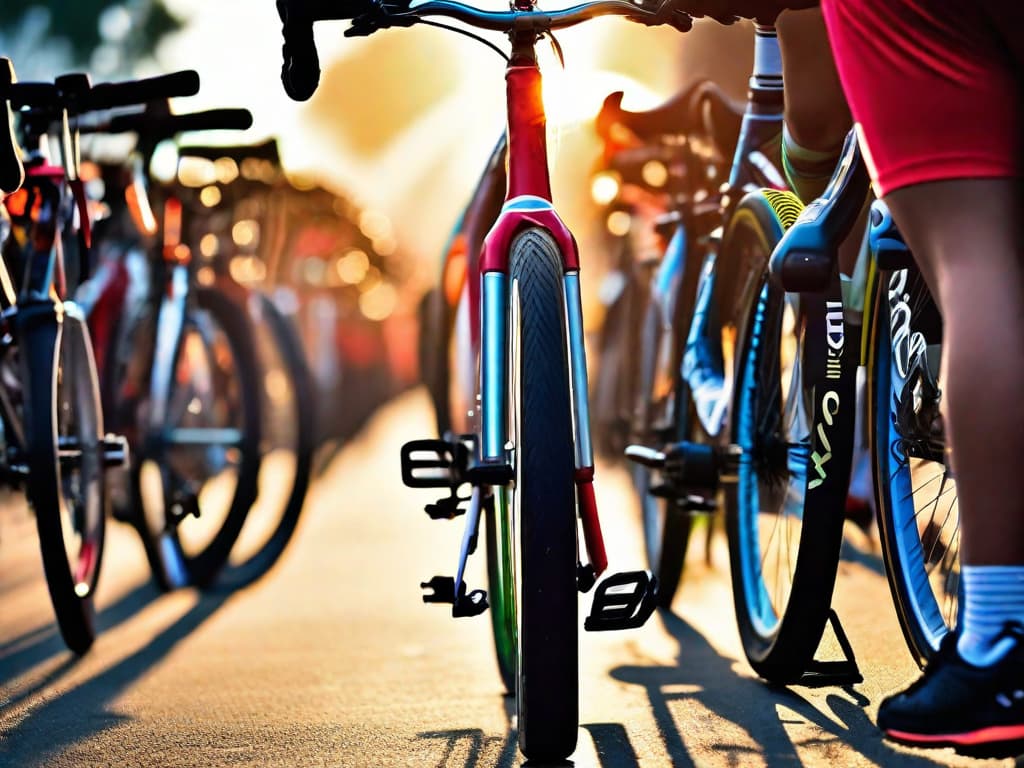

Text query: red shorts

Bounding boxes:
[821,0,1024,196]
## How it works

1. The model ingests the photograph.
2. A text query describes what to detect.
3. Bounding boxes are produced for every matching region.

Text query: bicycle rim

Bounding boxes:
[871,266,958,664]
[725,195,853,680]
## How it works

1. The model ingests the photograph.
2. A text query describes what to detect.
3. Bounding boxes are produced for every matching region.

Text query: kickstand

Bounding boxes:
[796,609,863,687]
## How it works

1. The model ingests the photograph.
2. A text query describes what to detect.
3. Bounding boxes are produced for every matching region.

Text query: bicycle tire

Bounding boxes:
[724,191,856,682]
[132,283,262,590]
[868,265,956,666]
[20,304,107,653]
[219,291,314,589]
[505,227,578,761]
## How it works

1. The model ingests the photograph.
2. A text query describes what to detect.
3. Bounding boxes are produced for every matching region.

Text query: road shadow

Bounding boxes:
[0,589,233,767]
[0,579,161,699]
[609,609,957,767]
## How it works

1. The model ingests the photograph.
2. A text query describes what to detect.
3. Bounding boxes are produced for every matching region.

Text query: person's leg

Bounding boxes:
[885,180,1024,568]
[776,9,861,277]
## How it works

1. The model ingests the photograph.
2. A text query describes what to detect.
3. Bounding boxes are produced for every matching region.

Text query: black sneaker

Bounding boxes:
[878,623,1024,748]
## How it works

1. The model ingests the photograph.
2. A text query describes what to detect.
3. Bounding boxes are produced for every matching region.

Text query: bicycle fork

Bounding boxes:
[402,242,658,631]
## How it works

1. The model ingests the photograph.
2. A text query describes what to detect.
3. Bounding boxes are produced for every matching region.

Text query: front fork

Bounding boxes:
[480,266,608,581]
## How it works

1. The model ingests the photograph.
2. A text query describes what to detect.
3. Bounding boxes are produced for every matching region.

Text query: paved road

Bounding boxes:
[0,391,1018,767]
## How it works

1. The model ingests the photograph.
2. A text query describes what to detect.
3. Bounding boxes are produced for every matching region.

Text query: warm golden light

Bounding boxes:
[359,282,397,321]
[232,219,259,248]
[337,249,370,284]
[606,210,632,237]
[591,172,620,205]
[642,160,668,188]
[359,210,392,240]
[200,185,222,207]
[199,233,220,258]
[214,157,239,185]
[177,157,217,188]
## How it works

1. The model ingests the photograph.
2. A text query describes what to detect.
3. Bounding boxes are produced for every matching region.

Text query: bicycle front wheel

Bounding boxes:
[724,192,856,682]
[21,304,107,653]
[503,228,578,761]
[868,265,957,666]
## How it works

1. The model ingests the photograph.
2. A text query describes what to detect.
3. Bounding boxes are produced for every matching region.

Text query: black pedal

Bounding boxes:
[425,491,468,520]
[401,439,466,488]
[420,575,489,617]
[101,433,130,468]
[585,570,659,632]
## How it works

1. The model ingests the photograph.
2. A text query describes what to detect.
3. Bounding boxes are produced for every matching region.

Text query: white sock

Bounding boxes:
[957,565,1024,667]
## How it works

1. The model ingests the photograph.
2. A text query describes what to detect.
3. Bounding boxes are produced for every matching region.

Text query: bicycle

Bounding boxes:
[618,25,868,685]
[173,139,316,587]
[619,21,957,672]
[594,78,739,607]
[277,0,692,759]
[0,62,199,652]
[82,102,264,591]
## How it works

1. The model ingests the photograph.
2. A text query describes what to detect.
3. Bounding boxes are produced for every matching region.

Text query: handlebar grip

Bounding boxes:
[100,108,253,138]
[278,0,321,101]
[85,70,201,111]
[0,59,25,194]
[6,82,59,110]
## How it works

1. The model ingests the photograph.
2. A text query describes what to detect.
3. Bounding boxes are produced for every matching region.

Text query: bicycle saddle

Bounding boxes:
[0,58,25,195]
[596,80,744,153]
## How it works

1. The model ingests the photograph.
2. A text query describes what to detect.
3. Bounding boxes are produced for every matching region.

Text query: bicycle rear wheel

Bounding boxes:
[21,304,106,653]
[220,290,314,588]
[133,284,261,590]
[868,265,957,666]
[724,192,856,682]
[504,228,578,761]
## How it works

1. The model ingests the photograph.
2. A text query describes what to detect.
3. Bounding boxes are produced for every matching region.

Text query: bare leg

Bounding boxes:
[886,179,1024,565]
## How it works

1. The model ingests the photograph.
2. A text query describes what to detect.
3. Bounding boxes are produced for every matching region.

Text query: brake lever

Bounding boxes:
[626,0,692,32]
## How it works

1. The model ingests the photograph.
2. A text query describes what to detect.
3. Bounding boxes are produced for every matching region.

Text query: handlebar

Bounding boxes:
[278,0,692,101]
[2,70,200,114]
[1,58,25,195]
[84,107,254,139]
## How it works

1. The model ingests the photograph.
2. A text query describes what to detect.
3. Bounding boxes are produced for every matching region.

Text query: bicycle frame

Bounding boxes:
[681,25,785,440]
[476,27,607,575]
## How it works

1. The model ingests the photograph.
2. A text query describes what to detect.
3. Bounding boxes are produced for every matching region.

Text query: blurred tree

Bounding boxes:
[0,1,182,75]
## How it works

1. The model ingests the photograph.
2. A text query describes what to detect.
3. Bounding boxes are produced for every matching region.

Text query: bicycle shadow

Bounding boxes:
[416,727,641,768]
[0,588,233,767]
[608,610,954,767]
[0,579,161,697]
[416,695,642,768]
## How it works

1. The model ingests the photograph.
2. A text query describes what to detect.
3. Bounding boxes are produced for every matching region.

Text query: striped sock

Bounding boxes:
[781,124,843,205]
[957,565,1024,667]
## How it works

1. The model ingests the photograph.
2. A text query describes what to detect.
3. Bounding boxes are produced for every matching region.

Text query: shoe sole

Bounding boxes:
[886,723,1024,747]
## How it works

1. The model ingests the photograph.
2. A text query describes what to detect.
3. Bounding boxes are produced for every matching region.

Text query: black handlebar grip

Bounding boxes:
[6,82,60,110]
[86,70,201,111]
[159,108,254,133]
[102,107,253,138]
[278,0,321,101]
[0,59,25,194]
